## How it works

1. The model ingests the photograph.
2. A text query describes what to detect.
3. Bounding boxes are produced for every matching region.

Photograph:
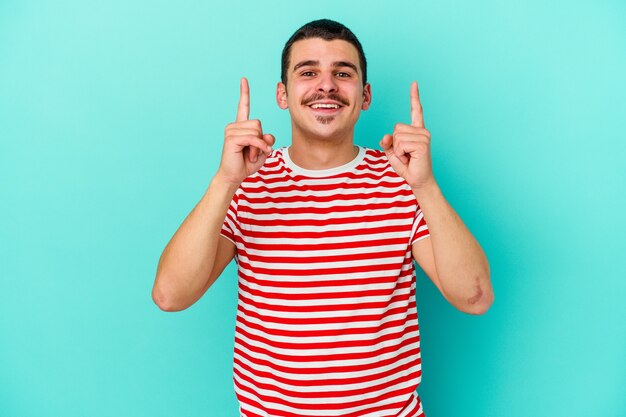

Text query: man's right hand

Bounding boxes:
[216,77,275,186]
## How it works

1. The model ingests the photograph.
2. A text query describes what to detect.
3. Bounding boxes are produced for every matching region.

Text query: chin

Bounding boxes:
[310,126,350,142]
[315,115,336,125]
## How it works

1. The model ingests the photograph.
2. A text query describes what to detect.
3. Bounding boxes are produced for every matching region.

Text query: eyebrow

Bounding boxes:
[293,60,359,73]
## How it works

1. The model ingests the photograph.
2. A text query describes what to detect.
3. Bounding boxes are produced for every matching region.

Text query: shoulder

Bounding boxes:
[358,146,414,190]
[258,147,285,173]
[361,147,387,160]
[358,147,397,175]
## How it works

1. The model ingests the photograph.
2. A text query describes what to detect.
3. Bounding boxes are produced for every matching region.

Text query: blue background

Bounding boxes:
[1,0,625,416]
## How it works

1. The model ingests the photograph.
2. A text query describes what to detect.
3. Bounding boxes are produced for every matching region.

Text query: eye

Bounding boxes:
[336,72,351,78]
[301,71,316,77]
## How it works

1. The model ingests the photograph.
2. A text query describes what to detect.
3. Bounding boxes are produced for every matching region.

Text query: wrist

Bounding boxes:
[212,169,242,188]
[208,173,241,198]
[410,178,440,201]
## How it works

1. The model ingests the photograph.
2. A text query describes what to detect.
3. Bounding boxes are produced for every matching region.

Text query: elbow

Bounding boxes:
[152,279,187,312]
[463,295,494,315]
[449,269,494,315]
[461,285,494,315]
[152,287,175,312]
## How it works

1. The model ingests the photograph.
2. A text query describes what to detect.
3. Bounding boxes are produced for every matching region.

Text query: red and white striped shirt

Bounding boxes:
[221,146,429,417]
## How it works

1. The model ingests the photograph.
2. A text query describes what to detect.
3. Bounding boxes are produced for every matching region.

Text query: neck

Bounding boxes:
[288,133,358,170]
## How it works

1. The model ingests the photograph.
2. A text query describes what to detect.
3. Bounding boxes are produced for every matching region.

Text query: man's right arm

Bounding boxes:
[151,77,274,312]
[151,177,238,312]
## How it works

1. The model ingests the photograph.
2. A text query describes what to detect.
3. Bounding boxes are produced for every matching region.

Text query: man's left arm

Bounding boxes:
[380,81,494,315]
[411,184,493,315]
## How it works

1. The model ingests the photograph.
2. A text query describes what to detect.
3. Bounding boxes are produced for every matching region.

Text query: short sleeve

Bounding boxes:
[410,202,430,244]
[220,191,240,245]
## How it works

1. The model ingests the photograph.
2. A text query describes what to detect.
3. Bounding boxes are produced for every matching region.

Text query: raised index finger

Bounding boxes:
[410,81,425,128]
[236,77,250,122]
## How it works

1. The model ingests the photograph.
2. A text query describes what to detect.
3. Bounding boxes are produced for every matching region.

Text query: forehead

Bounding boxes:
[289,38,361,71]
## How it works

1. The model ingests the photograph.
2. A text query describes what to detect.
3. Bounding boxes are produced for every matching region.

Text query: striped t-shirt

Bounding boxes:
[221,146,430,417]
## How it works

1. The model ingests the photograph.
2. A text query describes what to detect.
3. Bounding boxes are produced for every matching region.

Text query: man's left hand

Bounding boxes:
[380,81,435,191]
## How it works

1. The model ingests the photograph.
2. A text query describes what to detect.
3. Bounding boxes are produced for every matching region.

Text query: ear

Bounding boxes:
[276,82,288,109]
[361,83,372,110]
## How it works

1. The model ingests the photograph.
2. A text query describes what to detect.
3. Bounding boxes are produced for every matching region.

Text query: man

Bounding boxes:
[153,19,493,417]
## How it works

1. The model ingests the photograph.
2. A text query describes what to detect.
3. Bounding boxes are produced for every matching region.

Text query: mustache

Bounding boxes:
[302,93,349,107]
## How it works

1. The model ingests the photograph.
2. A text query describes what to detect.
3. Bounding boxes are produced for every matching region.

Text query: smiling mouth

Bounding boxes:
[307,103,344,116]
[309,103,341,109]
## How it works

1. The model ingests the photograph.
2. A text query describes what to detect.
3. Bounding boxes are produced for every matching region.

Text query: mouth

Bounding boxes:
[307,102,344,114]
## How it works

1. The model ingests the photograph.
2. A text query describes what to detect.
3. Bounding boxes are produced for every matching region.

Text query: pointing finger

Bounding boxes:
[236,77,250,122]
[410,81,425,128]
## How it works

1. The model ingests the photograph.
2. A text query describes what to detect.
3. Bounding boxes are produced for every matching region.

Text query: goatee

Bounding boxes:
[315,115,335,124]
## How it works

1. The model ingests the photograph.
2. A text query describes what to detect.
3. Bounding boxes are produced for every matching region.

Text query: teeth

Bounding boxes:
[311,103,340,109]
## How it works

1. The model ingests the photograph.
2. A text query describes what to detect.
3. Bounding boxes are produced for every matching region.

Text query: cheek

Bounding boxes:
[288,87,305,105]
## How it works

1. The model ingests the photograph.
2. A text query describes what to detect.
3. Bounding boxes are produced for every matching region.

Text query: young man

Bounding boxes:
[153,19,493,417]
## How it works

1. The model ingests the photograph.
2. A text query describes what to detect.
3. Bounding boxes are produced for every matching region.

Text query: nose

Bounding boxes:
[316,71,338,93]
